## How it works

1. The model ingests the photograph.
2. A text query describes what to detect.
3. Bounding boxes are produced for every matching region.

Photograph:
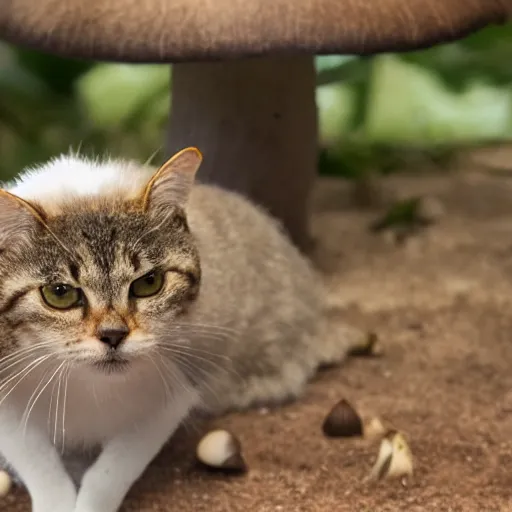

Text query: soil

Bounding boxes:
[4,166,512,511]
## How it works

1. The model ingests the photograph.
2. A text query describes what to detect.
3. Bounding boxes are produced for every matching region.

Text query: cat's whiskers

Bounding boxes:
[156,333,237,377]
[165,331,235,346]
[0,351,52,380]
[163,351,223,406]
[144,354,175,403]
[0,354,52,408]
[21,360,67,437]
[21,367,51,433]
[158,345,235,378]
[155,351,197,397]
[166,323,240,335]
[0,354,51,393]
[52,362,66,445]
[166,343,233,363]
[60,364,72,454]
[155,328,241,403]
[0,341,56,371]
[156,342,239,379]
[48,370,57,432]
[160,325,241,359]
[158,325,239,348]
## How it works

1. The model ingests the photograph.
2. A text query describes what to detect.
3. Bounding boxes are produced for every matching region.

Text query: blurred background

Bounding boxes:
[1,22,512,183]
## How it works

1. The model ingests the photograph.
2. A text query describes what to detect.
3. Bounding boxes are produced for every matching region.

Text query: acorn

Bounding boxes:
[369,430,413,481]
[322,399,363,438]
[196,429,247,474]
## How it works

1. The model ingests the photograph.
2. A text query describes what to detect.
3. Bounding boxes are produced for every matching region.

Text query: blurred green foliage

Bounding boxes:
[1,23,512,182]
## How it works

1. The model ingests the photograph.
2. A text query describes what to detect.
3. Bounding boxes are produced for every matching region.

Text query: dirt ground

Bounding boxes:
[4,165,512,511]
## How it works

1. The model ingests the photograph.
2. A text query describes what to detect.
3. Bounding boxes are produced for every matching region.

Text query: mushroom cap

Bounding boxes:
[0,0,511,62]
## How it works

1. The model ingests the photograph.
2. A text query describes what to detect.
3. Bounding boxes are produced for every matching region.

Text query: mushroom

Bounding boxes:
[1,2,510,250]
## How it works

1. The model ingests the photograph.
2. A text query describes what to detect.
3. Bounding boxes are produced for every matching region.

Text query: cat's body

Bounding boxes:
[0,149,353,512]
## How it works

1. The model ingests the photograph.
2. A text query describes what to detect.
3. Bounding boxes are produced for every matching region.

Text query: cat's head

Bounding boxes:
[0,148,202,375]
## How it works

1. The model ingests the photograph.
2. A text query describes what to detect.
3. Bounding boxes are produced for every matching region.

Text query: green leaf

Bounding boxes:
[364,55,512,144]
[315,56,369,86]
[76,64,170,129]
[370,197,423,232]
[15,49,94,95]
[317,83,358,145]
[401,23,512,90]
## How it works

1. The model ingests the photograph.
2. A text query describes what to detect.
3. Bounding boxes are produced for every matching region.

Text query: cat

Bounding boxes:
[0,147,359,512]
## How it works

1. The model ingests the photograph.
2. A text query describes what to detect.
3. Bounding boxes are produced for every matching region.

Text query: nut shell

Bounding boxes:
[369,431,413,480]
[196,429,247,474]
[322,399,363,438]
[364,417,386,440]
[0,470,12,497]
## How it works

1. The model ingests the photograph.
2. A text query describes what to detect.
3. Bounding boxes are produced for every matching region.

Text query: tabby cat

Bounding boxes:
[0,148,355,512]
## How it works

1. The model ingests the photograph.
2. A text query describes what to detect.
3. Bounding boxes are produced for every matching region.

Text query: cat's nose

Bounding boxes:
[97,327,129,349]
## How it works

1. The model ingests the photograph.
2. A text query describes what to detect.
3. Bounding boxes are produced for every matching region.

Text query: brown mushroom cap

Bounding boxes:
[0,0,511,62]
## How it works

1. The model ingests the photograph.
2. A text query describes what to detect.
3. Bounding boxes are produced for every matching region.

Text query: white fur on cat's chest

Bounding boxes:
[5,360,192,448]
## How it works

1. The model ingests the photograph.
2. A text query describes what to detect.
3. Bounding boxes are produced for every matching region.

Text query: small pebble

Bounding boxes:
[196,429,247,474]
[0,471,12,497]
[322,399,363,438]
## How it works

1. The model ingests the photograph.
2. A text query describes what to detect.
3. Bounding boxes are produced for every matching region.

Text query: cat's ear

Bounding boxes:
[141,147,202,212]
[0,190,43,248]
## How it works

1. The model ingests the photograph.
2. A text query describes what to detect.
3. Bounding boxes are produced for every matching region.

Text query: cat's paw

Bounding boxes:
[30,478,76,512]
[73,483,124,512]
[72,493,123,512]
[72,502,119,512]
[33,496,76,512]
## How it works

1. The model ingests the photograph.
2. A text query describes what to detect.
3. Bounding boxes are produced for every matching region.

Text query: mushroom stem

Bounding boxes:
[166,55,317,251]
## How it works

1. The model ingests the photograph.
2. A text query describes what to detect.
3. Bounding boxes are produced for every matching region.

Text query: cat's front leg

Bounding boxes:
[73,395,197,512]
[0,409,76,512]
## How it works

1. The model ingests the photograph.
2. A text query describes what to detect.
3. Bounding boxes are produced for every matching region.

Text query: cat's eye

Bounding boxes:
[130,270,165,298]
[40,284,82,310]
